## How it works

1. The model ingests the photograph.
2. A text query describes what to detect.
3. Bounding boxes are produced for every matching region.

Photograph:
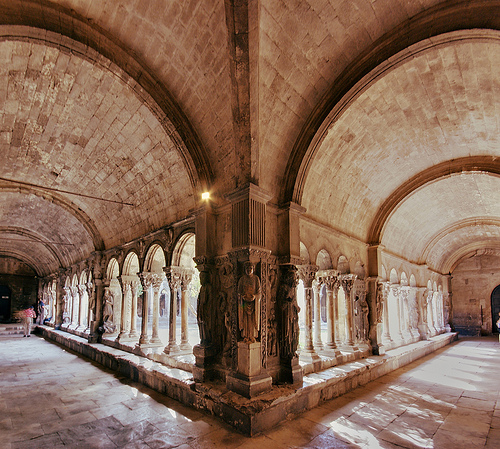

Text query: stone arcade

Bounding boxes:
[1,0,500,438]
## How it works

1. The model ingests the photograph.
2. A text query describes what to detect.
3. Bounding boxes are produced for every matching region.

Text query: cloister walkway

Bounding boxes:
[1,334,499,448]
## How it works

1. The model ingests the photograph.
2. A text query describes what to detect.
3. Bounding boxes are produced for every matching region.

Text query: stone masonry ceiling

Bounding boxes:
[302,37,500,270]
[0,39,195,275]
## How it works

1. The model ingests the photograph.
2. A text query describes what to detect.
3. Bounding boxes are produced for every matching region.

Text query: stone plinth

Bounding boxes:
[192,344,215,382]
[226,341,272,398]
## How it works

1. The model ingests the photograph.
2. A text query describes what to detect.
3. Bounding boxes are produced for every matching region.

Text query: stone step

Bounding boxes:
[0,325,25,335]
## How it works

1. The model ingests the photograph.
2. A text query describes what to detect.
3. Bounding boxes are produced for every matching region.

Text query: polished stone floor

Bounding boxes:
[1,334,499,449]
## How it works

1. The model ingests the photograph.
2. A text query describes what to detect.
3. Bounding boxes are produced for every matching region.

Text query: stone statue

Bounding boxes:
[360,297,369,341]
[237,262,261,343]
[100,288,116,334]
[219,292,231,356]
[62,290,70,324]
[197,269,213,346]
[278,266,299,359]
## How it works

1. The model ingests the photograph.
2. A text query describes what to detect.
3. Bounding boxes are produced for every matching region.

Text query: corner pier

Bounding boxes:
[35,325,457,436]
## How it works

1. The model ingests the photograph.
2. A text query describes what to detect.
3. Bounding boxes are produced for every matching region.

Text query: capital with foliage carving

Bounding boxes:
[298,264,319,288]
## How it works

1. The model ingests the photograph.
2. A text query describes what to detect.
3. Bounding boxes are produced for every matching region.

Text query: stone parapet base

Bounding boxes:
[34,325,458,436]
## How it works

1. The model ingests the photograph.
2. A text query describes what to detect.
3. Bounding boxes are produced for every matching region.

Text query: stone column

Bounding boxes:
[129,280,139,339]
[427,290,436,336]
[85,280,94,333]
[340,274,357,347]
[150,273,164,345]
[391,285,404,342]
[322,272,339,350]
[70,286,79,329]
[298,264,320,362]
[77,284,87,331]
[313,279,323,350]
[137,273,152,346]
[381,282,392,344]
[180,271,193,351]
[164,268,182,354]
[117,278,131,341]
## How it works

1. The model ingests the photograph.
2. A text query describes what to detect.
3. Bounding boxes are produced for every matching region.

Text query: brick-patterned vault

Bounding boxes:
[302,33,500,271]
[0,38,196,275]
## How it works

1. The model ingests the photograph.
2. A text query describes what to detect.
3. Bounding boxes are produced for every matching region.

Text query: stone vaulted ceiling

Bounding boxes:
[0,0,499,278]
[0,38,195,276]
[302,34,500,273]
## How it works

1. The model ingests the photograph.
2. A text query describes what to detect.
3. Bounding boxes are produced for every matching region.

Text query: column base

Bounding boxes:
[163,343,180,355]
[226,372,273,399]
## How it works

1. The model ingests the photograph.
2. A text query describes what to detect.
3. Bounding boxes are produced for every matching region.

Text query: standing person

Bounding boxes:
[23,306,36,337]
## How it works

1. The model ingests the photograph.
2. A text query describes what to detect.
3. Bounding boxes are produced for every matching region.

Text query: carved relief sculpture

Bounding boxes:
[279,266,300,359]
[100,288,116,334]
[237,262,261,343]
[197,269,213,346]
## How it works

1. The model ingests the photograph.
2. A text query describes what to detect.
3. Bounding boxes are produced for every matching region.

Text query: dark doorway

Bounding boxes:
[491,285,500,333]
[0,285,11,322]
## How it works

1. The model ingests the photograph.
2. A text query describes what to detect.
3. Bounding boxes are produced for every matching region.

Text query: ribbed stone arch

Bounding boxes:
[0,4,213,193]
[282,7,500,205]
[369,157,500,245]
[144,244,166,273]
[122,252,141,277]
[171,233,195,269]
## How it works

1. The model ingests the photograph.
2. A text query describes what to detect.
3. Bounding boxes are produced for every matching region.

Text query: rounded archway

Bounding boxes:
[491,285,500,334]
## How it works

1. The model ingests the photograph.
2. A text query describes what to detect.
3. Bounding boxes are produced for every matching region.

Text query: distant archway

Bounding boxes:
[491,285,500,333]
[0,285,11,322]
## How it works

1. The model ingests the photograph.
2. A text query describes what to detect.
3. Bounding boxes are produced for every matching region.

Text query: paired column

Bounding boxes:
[129,281,139,339]
[137,273,152,346]
[322,272,339,350]
[312,280,323,350]
[180,272,193,350]
[340,274,356,347]
[150,274,163,344]
[298,265,319,360]
[77,284,87,330]
[164,268,182,354]
[381,282,392,344]
[117,277,131,341]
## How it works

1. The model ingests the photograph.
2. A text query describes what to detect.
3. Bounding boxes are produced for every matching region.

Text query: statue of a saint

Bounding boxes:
[197,270,212,346]
[238,262,261,343]
[278,266,299,359]
[101,288,116,334]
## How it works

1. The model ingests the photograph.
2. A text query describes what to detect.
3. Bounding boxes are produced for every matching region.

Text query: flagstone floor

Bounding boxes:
[1,333,499,448]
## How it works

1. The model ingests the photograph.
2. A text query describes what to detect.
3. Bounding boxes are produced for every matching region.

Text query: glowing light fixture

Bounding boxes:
[202,192,210,200]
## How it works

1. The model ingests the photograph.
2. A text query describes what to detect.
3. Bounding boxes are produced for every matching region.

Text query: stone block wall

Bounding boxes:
[451,253,500,335]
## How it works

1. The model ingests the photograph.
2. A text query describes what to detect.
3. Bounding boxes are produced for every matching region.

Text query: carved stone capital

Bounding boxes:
[164,267,183,290]
[339,273,357,294]
[298,264,319,288]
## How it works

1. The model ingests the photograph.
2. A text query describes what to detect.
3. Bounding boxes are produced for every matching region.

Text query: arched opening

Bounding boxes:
[170,233,200,350]
[491,285,500,334]
[0,285,11,322]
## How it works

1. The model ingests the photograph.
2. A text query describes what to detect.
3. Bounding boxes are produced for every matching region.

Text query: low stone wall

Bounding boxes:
[35,325,457,436]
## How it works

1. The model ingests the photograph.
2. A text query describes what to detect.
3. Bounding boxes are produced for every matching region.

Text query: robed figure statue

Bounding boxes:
[238,262,261,343]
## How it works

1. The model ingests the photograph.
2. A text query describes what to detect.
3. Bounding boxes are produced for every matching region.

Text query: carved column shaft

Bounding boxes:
[129,281,139,338]
[151,274,164,344]
[181,272,193,350]
[118,280,131,339]
[313,280,323,349]
[164,268,182,354]
[298,265,319,357]
[138,273,152,345]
